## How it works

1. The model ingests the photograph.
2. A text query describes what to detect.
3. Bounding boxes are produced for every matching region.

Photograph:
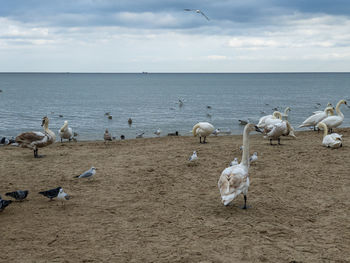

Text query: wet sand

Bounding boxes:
[1,128,350,262]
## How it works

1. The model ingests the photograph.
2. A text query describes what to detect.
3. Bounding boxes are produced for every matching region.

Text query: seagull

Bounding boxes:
[212,128,221,136]
[184,9,210,20]
[154,128,161,136]
[230,158,238,166]
[57,188,70,206]
[76,167,96,179]
[249,152,258,164]
[38,187,62,200]
[5,190,28,201]
[189,151,198,161]
[136,132,144,138]
[0,195,12,212]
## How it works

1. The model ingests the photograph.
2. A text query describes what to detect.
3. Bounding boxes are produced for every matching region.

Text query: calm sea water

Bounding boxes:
[0,73,349,141]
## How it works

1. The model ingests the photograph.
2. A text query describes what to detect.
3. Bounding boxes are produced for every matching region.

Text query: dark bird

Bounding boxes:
[128,118,133,125]
[5,190,28,201]
[38,187,61,200]
[184,9,210,20]
[0,195,12,211]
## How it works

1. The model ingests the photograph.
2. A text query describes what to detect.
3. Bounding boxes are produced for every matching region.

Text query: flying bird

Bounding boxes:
[184,9,210,21]
[76,167,96,179]
[5,190,29,201]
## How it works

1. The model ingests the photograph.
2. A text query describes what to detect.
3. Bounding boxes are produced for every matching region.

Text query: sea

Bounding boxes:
[0,73,349,141]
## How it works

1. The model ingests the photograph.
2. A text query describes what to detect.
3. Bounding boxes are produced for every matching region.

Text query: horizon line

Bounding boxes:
[1,71,350,74]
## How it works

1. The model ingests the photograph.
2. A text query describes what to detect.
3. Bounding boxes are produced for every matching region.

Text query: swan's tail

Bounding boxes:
[192,123,200,137]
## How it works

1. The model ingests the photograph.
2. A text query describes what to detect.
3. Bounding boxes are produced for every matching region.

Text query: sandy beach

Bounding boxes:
[1,128,350,262]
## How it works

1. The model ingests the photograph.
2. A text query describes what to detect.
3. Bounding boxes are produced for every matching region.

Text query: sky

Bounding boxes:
[1,0,350,72]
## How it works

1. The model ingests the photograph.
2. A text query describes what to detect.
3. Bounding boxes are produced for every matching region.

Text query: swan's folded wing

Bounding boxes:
[16,131,45,143]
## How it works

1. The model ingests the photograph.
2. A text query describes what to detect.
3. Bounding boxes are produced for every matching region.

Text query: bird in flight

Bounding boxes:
[184,9,210,21]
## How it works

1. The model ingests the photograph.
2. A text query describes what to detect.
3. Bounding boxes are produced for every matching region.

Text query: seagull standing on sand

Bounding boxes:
[212,128,221,136]
[57,188,70,206]
[189,151,198,161]
[184,9,210,20]
[154,128,161,136]
[5,190,28,201]
[249,152,258,164]
[76,167,96,179]
[230,158,238,166]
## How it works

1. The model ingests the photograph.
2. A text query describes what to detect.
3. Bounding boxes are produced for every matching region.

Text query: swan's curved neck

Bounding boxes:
[60,122,68,132]
[284,107,290,115]
[335,101,344,118]
[44,123,55,138]
[319,123,328,138]
[241,126,251,166]
[272,111,282,120]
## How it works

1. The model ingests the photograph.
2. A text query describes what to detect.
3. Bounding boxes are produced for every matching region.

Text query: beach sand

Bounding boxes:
[1,129,350,262]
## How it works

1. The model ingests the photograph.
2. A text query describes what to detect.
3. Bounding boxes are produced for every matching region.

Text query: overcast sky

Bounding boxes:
[1,0,350,72]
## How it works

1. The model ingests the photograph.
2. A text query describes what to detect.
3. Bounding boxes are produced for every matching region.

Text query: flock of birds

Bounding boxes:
[0,99,348,212]
[190,99,347,208]
[0,166,96,212]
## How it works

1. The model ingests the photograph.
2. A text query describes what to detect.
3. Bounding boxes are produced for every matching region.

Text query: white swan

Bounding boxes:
[282,107,291,121]
[15,116,56,158]
[58,120,73,142]
[299,106,334,130]
[257,111,282,129]
[265,121,296,145]
[218,123,262,208]
[316,122,342,148]
[192,122,215,143]
[319,99,347,132]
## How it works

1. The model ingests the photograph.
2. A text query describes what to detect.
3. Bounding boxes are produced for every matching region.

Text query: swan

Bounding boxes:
[218,123,262,208]
[265,121,296,145]
[319,99,347,132]
[257,111,282,129]
[192,122,215,143]
[58,120,73,142]
[282,107,291,121]
[15,116,56,158]
[299,106,334,130]
[316,122,342,148]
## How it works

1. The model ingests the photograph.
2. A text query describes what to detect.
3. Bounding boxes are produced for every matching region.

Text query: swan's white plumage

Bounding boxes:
[218,123,258,207]
[59,121,73,141]
[192,122,215,143]
[317,122,343,148]
[320,100,347,130]
[299,106,334,128]
[258,111,282,129]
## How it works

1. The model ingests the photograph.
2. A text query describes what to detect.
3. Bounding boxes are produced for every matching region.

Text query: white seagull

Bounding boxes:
[184,9,210,21]
[189,151,198,161]
[76,167,96,179]
[249,152,258,164]
[57,188,70,206]
[230,158,238,166]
